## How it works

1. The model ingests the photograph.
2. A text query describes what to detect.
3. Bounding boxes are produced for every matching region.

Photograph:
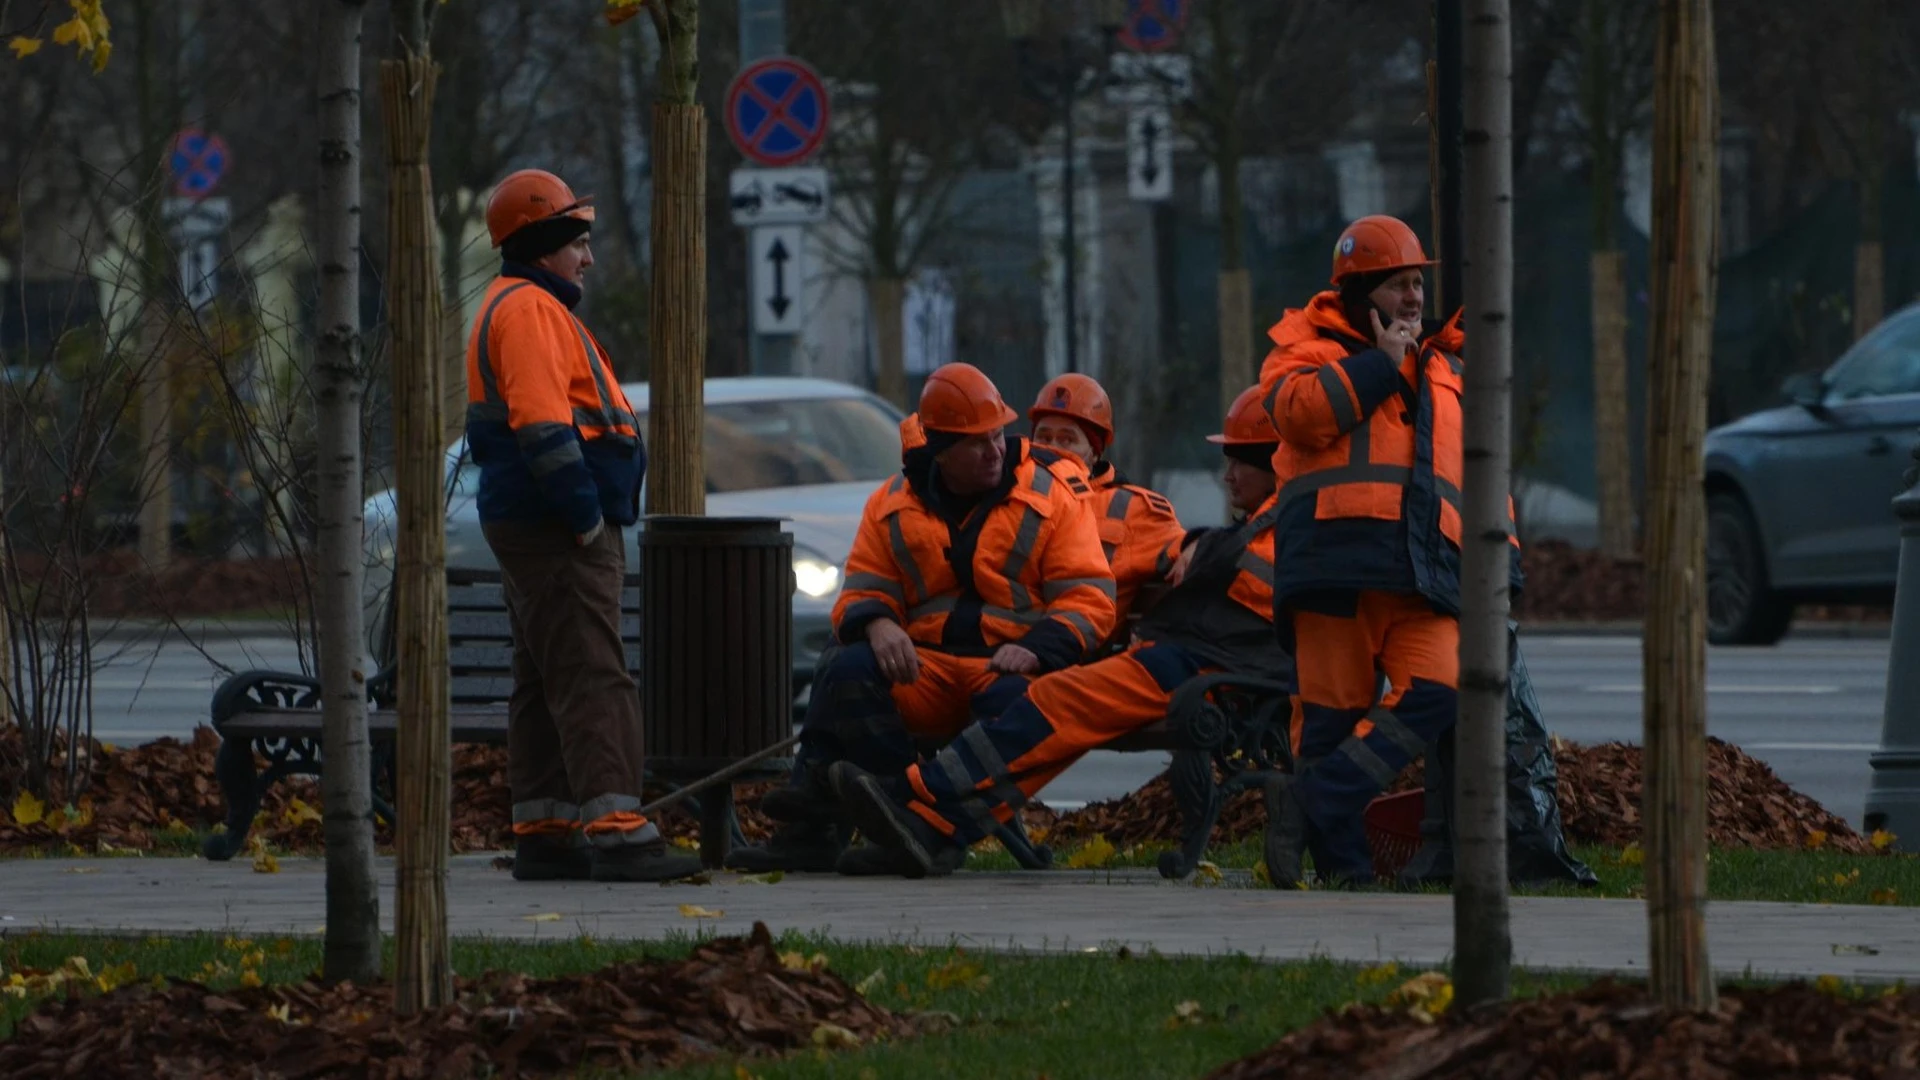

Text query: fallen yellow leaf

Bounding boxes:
[11,791,45,827]
[238,969,264,988]
[1872,829,1898,851]
[251,845,280,874]
[1871,887,1899,906]
[678,904,724,919]
[282,799,321,827]
[738,870,785,885]
[1063,834,1116,869]
[853,968,886,996]
[1618,842,1644,867]
[522,912,563,923]
[810,1022,862,1049]
[1805,829,1829,851]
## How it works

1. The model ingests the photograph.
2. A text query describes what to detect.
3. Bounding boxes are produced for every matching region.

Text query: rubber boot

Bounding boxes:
[837,839,966,877]
[828,761,954,879]
[724,821,848,873]
[511,834,592,882]
[589,842,705,882]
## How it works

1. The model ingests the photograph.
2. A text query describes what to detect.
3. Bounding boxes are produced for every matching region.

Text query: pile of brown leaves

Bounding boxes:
[9,551,310,619]
[0,724,778,856]
[0,922,917,1079]
[1205,978,1920,1080]
[1045,737,1876,854]
[1516,539,1891,624]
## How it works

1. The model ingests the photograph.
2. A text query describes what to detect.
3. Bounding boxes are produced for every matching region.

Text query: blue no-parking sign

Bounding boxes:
[1119,0,1190,54]
[725,57,831,168]
[168,128,230,199]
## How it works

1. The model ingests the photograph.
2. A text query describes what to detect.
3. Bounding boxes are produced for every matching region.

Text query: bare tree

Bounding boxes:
[315,0,380,987]
[1454,0,1514,1009]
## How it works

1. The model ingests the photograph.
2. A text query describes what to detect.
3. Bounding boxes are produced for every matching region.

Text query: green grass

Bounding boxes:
[1,928,1593,1079]
[964,837,1920,906]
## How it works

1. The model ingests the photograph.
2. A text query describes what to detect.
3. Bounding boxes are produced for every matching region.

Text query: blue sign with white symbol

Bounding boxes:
[1120,0,1189,54]
[168,128,230,198]
[725,57,831,168]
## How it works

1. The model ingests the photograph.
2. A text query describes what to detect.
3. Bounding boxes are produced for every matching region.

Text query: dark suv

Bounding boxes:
[1703,302,1920,644]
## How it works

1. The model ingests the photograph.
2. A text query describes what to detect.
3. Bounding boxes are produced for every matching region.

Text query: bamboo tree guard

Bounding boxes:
[1453,0,1515,1009]
[644,0,706,518]
[1585,0,1636,560]
[381,53,453,1014]
[1645,0,1719,1012]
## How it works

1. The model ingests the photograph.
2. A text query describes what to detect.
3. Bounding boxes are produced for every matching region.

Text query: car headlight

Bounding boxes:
[793,551,842,599]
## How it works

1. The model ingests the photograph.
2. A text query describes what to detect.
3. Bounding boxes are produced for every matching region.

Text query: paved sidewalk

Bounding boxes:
[8,855,1919,983]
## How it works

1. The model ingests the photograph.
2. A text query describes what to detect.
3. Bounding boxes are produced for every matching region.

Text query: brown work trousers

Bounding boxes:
[482,518,650,840]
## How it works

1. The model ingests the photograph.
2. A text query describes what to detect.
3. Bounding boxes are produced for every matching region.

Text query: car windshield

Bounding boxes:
[450,394,901,497]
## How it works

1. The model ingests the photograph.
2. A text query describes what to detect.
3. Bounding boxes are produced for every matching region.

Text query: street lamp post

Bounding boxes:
[1865,434,1920,848]
[1001,0,1125,376]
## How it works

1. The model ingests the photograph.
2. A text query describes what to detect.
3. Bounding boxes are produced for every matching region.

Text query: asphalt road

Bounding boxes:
[73,631,1892,827]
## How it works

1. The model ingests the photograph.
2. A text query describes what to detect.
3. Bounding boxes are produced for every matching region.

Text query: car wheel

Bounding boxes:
[1706,491,1793,646]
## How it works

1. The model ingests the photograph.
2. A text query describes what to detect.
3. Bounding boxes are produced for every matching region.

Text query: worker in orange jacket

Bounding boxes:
[467,168,699,884]
[1027,374,1186,644]
[726,363,1117,873]
[825,409,1288,878]
[1211,384,1281,520]
[1255,214,1521,888]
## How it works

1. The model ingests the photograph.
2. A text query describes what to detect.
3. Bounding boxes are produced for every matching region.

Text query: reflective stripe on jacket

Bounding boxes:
[1256,292,1520,615]
[465,275,643,535]
[1085,463,1187,629]
[833,438,1117,673]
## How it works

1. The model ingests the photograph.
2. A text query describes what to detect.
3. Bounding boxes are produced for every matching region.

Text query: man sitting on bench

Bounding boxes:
[1026,374,1186,649]
[725,363,1116,874]
[827,412,1287,879]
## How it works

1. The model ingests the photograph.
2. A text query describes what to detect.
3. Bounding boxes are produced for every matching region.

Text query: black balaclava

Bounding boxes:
[1224,442,1278,471]
[502,216,591,265]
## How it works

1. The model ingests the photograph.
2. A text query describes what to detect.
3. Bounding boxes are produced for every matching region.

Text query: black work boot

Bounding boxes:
[590,841,705,882]
[1261,775,1307,889]
[512,834,593,881]
[836,839,966,877]
[759,762,839,824]
[829,761,948,879]
[724,821,846,873]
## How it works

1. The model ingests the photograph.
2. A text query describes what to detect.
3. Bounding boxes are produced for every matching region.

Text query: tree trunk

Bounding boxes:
[1591,249,1635,557]
[1856,240,1885,341]
[1645,0,1719,1012]
[316,0,380,987]
[1454,0,1515,1010]
[382,51,451,1015]
[646,0,706,518]
[1216,269,1252,422]
[868,276,908,410]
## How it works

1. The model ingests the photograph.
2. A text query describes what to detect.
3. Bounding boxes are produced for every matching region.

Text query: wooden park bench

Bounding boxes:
[202,566,792,864]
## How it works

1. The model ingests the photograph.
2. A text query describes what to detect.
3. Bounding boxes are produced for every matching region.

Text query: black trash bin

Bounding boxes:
[638,515,794,866]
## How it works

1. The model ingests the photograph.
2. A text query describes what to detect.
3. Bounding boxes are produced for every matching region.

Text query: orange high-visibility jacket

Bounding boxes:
[1257,292,1519,615]
[833,438,1117,672]
[465,276,643,535]
[1084,462,1186,624]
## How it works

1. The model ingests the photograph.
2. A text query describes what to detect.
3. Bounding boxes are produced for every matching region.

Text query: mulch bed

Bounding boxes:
[0,724,777,855]
[1039,737,1877,855]
[0,725,1878,858]
[1205,978,1920,1079]
[1516,540,1890,625]
[0,922,920,1079]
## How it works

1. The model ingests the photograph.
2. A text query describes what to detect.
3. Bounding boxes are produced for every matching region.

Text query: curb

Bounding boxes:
[1524,620,1891,641]
[89,619,306,644]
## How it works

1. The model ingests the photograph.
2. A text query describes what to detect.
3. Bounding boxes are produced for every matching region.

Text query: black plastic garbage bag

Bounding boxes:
[1396,620,1598,888]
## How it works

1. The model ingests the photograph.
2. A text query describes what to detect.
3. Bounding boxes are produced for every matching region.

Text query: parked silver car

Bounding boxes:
[1704,301,1920,645]
[361,376,906,707]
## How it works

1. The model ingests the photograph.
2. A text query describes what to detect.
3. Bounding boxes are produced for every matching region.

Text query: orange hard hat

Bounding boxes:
[918,363,1020,436]
[1028,373,1115,449]
[1329,214,1435,285]
[486,168,596,249]
[1207,385,1281,446]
